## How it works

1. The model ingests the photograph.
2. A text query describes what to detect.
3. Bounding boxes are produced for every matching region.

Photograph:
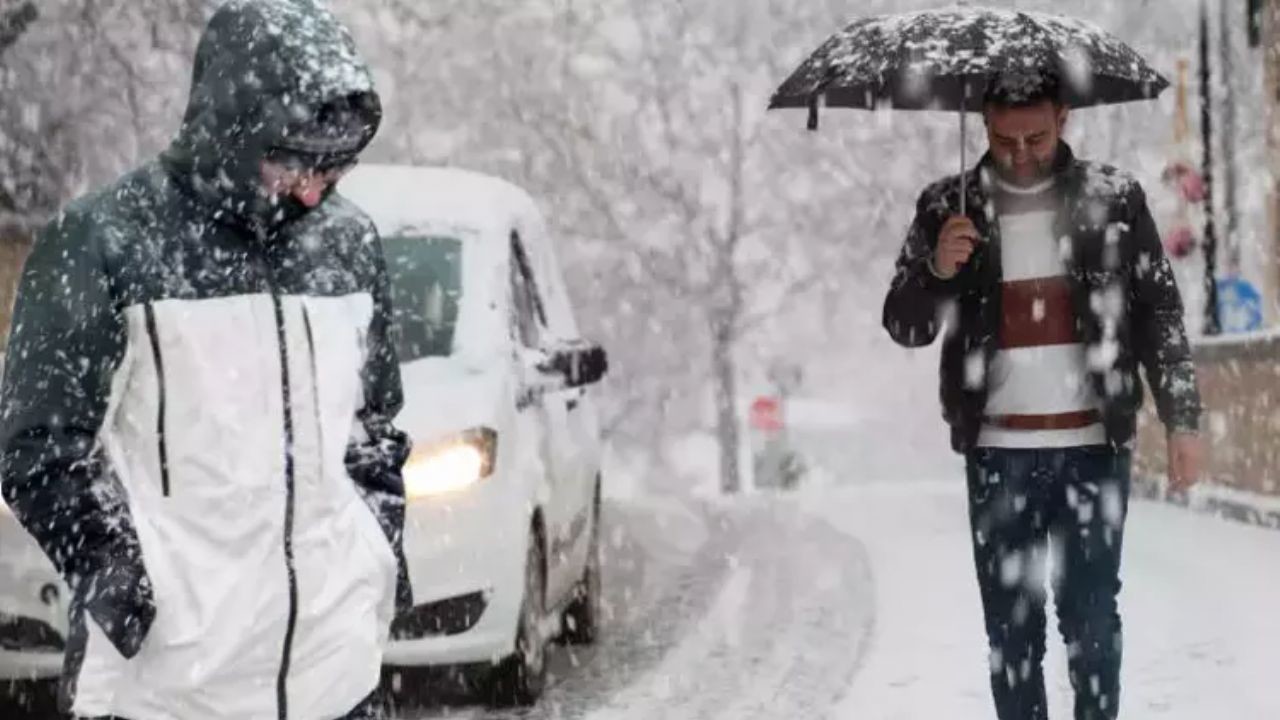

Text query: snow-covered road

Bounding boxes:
[6,480,1275,719]
[392,497,873,719]
[396,480,1280,720]
[805,479,1280,719]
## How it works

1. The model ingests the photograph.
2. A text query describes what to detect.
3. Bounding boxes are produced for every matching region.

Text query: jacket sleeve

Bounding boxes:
[1128,185,1202,434]
[883,190,963,347]
[0,209,155,659]
[347,231,413,613]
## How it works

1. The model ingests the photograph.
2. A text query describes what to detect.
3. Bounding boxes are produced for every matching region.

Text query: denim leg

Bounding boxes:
[1049,447,1131,720]
[966,448,1055,720]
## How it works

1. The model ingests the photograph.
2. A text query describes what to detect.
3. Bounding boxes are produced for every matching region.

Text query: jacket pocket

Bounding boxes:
[143,303,171,497]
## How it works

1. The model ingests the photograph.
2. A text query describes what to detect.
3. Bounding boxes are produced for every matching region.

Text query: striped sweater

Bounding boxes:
[978,176,1105,448]
[883,143,1202,454]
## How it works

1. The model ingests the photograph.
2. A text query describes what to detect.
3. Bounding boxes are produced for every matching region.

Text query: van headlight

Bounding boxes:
[404,427,498,499]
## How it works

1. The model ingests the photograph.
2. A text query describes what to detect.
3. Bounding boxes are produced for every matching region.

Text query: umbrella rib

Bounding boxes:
[886,20,916,110]
[814,25,864,108]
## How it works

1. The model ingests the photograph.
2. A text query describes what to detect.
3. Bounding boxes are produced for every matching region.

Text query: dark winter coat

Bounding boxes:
[0,1,408,717]
[883,143,1201,453]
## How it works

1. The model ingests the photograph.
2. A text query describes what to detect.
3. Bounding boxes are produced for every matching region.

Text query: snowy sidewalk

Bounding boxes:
[800,479,1280,719]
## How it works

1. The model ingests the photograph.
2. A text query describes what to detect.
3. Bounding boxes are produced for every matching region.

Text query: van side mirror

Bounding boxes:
[539,341,608,388]
[517,341,608,409]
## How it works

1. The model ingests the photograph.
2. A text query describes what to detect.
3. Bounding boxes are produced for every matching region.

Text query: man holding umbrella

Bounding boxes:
[884,70,1202,718]
[773,8,1203,720]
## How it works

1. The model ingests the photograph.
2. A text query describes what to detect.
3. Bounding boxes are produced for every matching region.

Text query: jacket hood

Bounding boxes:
[162,0,382,231]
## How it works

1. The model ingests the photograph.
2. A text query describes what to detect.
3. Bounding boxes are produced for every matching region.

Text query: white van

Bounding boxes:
[339,165,609,706]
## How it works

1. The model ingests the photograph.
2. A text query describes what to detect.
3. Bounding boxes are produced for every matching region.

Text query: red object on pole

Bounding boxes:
[1164,224,1197,259]
[750,397,784,432]
[1162,161,1207,203]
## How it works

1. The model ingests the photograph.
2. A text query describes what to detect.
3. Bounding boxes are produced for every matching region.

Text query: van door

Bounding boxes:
[508,231,579,602]
[528,236,599,574]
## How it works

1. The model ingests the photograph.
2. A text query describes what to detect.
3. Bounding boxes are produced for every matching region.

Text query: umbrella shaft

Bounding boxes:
[959,109,967,216]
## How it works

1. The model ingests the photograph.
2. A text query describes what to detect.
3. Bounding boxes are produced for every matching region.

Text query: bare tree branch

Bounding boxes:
[378,0,459,33]
[734,271,826,338]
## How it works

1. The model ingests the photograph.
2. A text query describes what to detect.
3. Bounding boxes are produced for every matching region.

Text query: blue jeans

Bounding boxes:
[966,446,1132,720]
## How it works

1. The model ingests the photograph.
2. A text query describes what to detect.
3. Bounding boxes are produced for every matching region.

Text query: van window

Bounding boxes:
[382,235,463,361]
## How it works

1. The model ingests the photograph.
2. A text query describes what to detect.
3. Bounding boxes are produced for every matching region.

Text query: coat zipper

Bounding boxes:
[257,244,300,720]
[143,303,171,497]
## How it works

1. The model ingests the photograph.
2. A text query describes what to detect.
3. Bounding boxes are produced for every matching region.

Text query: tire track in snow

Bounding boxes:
[581,497,875,720]
[395,498,738,719]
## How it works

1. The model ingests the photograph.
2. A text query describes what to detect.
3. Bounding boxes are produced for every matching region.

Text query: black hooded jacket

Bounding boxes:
[883,143,1201,453]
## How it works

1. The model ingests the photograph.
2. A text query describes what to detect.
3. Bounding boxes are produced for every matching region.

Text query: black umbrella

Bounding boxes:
[769,7,1169,212]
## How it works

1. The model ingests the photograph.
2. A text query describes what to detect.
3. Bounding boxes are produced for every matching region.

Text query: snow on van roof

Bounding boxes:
[337,164,541,239]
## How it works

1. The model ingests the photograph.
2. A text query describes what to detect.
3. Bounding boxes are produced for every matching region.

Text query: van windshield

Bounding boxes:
[382,235,463,361]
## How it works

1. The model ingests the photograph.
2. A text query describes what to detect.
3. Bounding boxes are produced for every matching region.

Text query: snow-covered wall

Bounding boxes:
[1136,332,1280,502]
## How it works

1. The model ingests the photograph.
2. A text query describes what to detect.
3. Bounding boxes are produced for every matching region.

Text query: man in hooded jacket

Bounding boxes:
[0,1,408,718]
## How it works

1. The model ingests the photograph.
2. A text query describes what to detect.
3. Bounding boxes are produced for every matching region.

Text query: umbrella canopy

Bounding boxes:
[770,7,1169,125]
